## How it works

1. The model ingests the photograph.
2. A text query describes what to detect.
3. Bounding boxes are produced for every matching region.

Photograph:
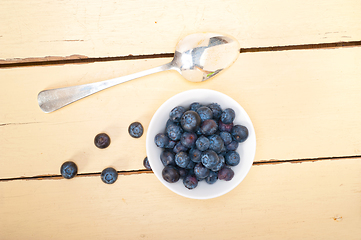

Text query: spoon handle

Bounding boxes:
[38,62,172,113]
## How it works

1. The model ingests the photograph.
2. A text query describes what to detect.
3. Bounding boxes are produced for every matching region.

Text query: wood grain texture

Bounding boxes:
[1,159,360,239]
[0,0,360,60]
[1,47,361,178]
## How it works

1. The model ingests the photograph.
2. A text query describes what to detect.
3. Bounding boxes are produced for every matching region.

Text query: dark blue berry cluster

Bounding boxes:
[154,102,249,190]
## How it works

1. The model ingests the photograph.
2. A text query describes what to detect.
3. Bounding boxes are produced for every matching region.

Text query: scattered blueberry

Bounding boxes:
[128,122,144,138]
[160,151,176,166]
[183,174,198,189]
[211,155,225,172]
[225,151,240,166]
[194,162,210,179]
[221,108,236,124]
[218,120,233,132]
[189,148,202,163]
[173,141,188,153]
[101,167,118,184]
[162,165,180,183]
[180,132,197,148]
[196,106,213,122]
[231,125,249,143]
[143,157,152,170]
[226,140,239,151]
[207,103,222,120]
[169,106,186,123]
[201,150,220,169]
[166,123,183,141]
[190,102,203,111]
[220,132,233,145]
[205,170,218,184]
[94,133,111,149]
[60,161,78,179]
[218,167,234,181]
[200,119,218,135]
[175,151,190,168]
[196,135,210,151]
[208,135,225,153]
[181,110,201,132]
[154,133,170,148]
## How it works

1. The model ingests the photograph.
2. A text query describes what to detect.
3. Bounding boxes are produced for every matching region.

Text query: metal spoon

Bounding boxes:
[38,33,240,113]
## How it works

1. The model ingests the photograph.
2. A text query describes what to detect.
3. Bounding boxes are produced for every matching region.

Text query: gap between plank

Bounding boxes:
[0,40,360,69]
[1,155,360,182]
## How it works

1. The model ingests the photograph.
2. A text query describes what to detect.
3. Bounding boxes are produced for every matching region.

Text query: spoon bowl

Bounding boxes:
[38,33,240,113]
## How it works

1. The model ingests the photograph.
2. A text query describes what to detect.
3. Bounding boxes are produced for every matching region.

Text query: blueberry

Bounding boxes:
[221,108,235,124]
[178,168,188,179]
[185,160,196,170]
[218,167,234,181]
[94,133,111,149]
[180,132,197,148]
[175,151,190,168]
[201,150,220,169]
[211,155,225,172]
[101,167,118,184]
[207,103,222,120]
[226,141,239,151]
[128,122,144,138]
[143,157,152,170]
[183,174,198,189]
[160,151,176,166]
[169,106,186,123]
[200,119,218,135]
[205,170,218,184]
[218,120,233,132]
[220,132,232,145]
[162,165,180,183]
[190,102,203,111]
[195,135,210,151]
[231,125,249,143]
[180,110,201,132]
[196,106,213,122]
[208,135,225,153]
[154,133,170,148]
[189,148,202,163]
[165,140,176,149]
[225,151,240,166]
[194,162,210,179]
[60,161,78,179]
[173,141,188,153]
[166,123,183,141]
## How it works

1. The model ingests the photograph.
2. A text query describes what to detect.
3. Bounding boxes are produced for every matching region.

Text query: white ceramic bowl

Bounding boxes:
[146,89,256,199]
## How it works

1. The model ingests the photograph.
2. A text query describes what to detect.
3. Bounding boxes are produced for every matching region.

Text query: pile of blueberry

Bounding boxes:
[154,102,248,190]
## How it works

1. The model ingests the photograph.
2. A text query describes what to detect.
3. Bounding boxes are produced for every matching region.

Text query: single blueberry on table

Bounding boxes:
[200,119,218,136]
[226,140,239,151]
[180,110,201,132]
[205,170,218,184]
[101,167,118,184]
[160,151,176,166]
[94,133,111,149]
[169,106,186,123]
[196,106,213,122]
[218,167,234,181]
[194,162,210,179]
[221,108,236,124]
[162,165,180,183]
[211,155,225,172]
[190,102,203,111]
[154,133,170,148]
[128,122,144,138]
[218,120,233,132]
[180,132,197,148]
[143,157,152,170]
[175,151,190,168]
[208,134,225,153]
[166,123,183,141]
[225,151,240,166]
[201,150,220,169]
[231,125,249,143]
[189,148,202,163]
[195,135,210,151]
[220,131,233,145]
[183,174,198,190]
[207,103,222,120]
[60,161,78,179]
[173,141,188,154]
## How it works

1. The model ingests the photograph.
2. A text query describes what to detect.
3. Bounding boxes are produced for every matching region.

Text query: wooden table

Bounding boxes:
[1,1,361,239]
